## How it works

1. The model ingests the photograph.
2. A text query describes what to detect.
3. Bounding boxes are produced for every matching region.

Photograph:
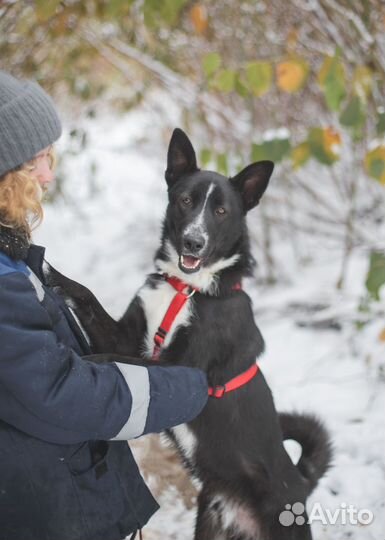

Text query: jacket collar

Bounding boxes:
[0,235,48,284]
[0,223,30,260]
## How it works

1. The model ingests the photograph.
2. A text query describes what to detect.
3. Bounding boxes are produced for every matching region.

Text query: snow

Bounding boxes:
[34,107,385,540]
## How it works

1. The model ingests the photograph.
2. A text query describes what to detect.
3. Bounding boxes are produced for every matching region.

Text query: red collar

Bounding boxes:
[163,274,200,295]
[152,274,257,398]
[208,363,259,398]
[152,274,242,359]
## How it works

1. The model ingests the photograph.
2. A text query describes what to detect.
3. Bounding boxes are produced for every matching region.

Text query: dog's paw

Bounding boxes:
[45,264,91,303]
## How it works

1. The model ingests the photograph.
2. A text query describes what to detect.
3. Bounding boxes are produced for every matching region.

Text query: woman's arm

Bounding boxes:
[0,269,208,445]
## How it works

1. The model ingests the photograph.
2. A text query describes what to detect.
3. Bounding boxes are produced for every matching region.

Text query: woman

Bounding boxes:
[0,71,208,540]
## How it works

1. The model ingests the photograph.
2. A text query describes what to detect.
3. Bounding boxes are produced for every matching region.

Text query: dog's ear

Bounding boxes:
[230,161,274,212]
[165,128,198,187]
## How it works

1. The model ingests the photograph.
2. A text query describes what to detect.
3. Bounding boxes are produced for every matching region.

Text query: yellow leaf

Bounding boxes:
[276,59,308,93]
[323,127,341,157]
[190,4,208,34]
[291,142,310,169]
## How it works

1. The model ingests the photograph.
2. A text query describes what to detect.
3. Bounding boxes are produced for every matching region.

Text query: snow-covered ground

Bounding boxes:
[34,109,385,540]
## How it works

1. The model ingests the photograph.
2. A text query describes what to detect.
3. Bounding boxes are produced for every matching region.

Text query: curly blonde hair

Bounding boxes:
[0,148,55,237]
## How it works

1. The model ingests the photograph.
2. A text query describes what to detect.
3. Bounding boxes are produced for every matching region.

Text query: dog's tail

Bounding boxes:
[279,412,333,493]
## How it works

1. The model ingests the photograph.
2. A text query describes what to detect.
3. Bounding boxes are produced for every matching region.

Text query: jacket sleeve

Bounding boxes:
[0,271,208,445]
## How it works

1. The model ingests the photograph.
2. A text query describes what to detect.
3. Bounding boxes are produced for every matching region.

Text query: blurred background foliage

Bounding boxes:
[1,0,385,299]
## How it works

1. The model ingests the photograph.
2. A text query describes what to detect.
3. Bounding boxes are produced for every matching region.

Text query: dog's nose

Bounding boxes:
[183,234,206,254]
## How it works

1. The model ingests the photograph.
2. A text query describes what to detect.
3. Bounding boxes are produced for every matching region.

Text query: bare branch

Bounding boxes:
[322,0,374,46]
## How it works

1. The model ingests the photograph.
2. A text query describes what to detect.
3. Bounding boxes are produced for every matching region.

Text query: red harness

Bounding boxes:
[152,275,199,360]
[152,274,259,398]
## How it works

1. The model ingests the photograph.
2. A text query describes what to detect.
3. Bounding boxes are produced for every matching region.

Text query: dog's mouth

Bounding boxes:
[179,255,202,274]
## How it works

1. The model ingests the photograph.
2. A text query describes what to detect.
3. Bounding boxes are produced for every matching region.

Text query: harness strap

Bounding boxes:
[152,275,242,359]
[208,363,259,398]
[152,276,198,359]
[151,274,257,397]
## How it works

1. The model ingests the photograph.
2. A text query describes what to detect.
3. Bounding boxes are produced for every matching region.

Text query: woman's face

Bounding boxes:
[31,146,55,191]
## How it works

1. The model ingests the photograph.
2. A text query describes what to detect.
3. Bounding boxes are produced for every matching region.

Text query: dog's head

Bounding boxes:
[156,128,274,290]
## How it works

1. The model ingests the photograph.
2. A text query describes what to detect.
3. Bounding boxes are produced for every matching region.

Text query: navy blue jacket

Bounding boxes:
[0,245,208,540]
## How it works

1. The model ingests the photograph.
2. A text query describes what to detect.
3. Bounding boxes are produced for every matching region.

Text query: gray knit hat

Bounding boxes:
[0,71,62,177]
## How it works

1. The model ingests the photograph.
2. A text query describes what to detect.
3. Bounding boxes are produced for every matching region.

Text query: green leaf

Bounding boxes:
[364,146,385,184]
[252,138,291,163]
[265,138,291,162]
[34,0,61,21]
[234,75,249,98]
[251,143,268,161]
[210,69,236,93]
[365,251,385,300]
[339,96,365,136]
[339,96,364,127]
[318,50,346,111]
[245,61,273,97]
[143,0,187,28]
[308,127,340,165]
[202,52,221,78]
[200,148,212,167]
[370,159,385,179]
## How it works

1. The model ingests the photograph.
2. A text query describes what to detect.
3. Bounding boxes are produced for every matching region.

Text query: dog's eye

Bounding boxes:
[215,207,226,216]
[181,196,192,206]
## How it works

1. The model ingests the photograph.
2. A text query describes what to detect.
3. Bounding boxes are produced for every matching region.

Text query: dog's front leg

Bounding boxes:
[46,265,122,353]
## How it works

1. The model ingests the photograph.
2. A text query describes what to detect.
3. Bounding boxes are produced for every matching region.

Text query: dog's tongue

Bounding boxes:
[182,255,200,269]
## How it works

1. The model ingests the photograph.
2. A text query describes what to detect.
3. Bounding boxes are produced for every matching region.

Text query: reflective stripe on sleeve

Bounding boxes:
[110,363,150,440]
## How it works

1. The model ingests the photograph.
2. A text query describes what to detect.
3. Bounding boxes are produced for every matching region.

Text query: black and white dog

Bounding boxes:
[49,129,332,540]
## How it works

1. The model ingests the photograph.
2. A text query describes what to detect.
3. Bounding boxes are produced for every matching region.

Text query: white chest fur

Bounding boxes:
[139,281,198,468]
[138,280,195,358]
[170,423,198,465]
